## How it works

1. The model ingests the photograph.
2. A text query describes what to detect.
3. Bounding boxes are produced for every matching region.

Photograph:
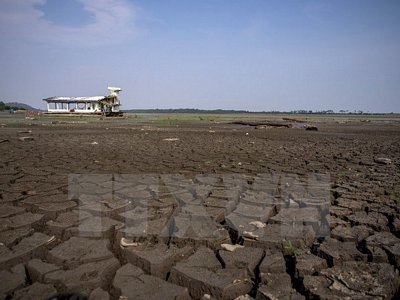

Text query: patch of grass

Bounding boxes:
[283,240,302,257]
[128,113,214,125]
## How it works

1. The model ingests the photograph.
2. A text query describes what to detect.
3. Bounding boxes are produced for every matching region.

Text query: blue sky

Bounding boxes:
[0,0,399,112]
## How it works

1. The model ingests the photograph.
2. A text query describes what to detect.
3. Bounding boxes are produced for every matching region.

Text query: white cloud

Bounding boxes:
[0,0,137,47]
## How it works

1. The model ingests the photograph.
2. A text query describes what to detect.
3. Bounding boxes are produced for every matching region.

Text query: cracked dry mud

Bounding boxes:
[1,117,400,299]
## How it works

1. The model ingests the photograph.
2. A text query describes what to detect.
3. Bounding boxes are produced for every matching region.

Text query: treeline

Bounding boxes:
[124,108,264,114]
[123,108,390,115]
[0,101,26,111]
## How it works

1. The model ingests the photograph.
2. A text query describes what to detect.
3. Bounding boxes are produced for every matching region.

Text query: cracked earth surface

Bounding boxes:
[1,117,400,299]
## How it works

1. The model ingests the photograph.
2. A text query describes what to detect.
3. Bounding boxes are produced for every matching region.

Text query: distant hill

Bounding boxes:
[0,101,40,111]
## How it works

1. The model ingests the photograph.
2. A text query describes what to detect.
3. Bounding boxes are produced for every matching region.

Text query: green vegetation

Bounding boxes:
[283,240,302,257]
[123,108,396,115]
[125,112,400,126]
[129,113,226,125]
[0,101,26,111]
[125,108,261,114]
[1,110,399,128]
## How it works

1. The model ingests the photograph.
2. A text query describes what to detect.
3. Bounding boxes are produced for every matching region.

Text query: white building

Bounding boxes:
[43,87,122,116]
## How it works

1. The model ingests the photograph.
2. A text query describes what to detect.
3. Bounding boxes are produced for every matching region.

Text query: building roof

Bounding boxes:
[43,96,105,103]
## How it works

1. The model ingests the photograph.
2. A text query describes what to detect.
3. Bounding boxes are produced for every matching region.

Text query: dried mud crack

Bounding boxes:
[0,118,400,299]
